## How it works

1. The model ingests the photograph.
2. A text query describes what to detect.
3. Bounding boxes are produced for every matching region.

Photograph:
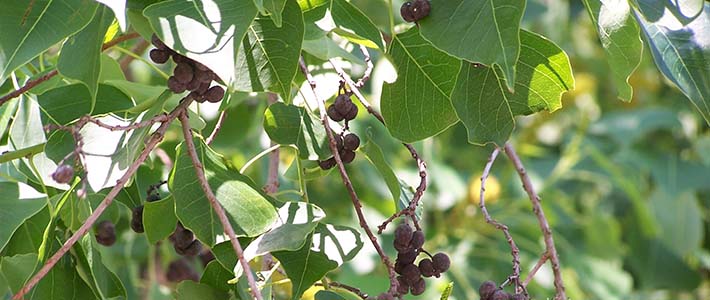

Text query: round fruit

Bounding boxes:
[318,157,336,170]
[343,103,358,120]
[174,63,194,84]
[401,264,421,283]
[340,150,356,164]
[512,294,527,300]
[479,281,498,300]
[51,165,74,184]
[491,290,512,300]
[199,251,215,267]
[95,220,116,246]
[396,276,409,294]
[327,105,344,121]
[149,49,169,64]
[194,68,212,83]
[432,252,451,272]
[410,277,426,295]
[394,223,414,248]
[167,76,186,93]
[205,86,225,103]
[333,94,352,115]
[410,230,424,250]
[176,240,202,256]
[343,133,360,151]
[397,249,418,265]
[166,259,199,282]
[418,258,436,277]
[400,2,416,22]
[410,0,431,21]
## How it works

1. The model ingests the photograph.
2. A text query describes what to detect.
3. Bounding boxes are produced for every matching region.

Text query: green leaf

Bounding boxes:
[144,196,178,244]
[273,223,362,300]
[0,253,37,294]
[650,190,703,257]
[440,282,454,300]
[176,280,230,300]
[298,0,329,11]
[583,0,643,101]
[57,5,114,103]
[31,253,96,299]
[144,0,259,84]
[302,35,364,65]
[0,0,98,81]
[2,206,50,256]
[0,183,46,253]
[37,84,133,125]
[200,261,233,292]
[74,241,127,300]
[234,0,304,101]
[234,202,324,277]
[380,27,461,143]
[170,137,278,246]
[418,0,525,90]
[452,30,574,145]
[361,137,414,212]
[634,4,710,124]
[263,102,329,160]
[260,0,288,27]
[329,0,384,49]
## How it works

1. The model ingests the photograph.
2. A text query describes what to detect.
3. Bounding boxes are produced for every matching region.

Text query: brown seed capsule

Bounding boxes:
[410,230,424,250]
[151,34,166,49]
[318,157,336,170]
[418,258,436,277]
[204,86,225,103]
[343,133,360,151]
[167,76,187,93]
[479,281,498,300]
[131,205,144,233]
[401,263,421,283]
[174,63,194,84]
[396,276,410,294]
[410,277,426,295]
[194,68,213,83]
[95,220,116,246]
[340,150,356,164]
[394,223,414,248]
[149,49,169,64]
[410,0,431,21]
[196,81,210,95]
[334,94,353,115]
[397,249,418,265]
[400,2,416,22]
[343,103,358,120]
[327,105,344,121]
[51,164,74,184]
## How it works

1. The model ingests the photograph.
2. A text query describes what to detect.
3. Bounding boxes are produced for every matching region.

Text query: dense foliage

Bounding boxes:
[0,0,709,299]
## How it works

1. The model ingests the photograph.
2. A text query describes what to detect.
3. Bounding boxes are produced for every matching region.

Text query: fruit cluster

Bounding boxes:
[392,223,450,296]
[479,281,527,300]
[150,35,225,103]
[130,192,161,233]
[318,132,360,169]
[94,220,116,246]
[400,0,431,22]
[326,93,358,123]
[169,222,203,257]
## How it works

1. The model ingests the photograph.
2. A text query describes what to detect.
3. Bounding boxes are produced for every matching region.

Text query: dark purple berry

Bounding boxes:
[410,277,425,295]
[396,276,409,294]
[401,263,421,284]
[418,258,436,277]
[479,281,497,300]
[51,165,74,184]
[199,251,215,267]
[150,49,169,64]
[511,294,527,300]
[194,68,212,83]
[175,240,202,256]
[343,133,360,151]
[131,205,144,233]
[410,230,424,250]
[204,86,225,103]
[167,76,186,93]
[318,157,336,170]
[491,290,512,300]
[343,103,358,120]
[397,250,417,265]
[432,252,450,273]
[333,94,352,115]
[394,223,413,249]
[327,105,344,121]
[95,220,116,246]
[174,63,194,84]
[394,260,407,274]
[410,0,431,21]
[340,150,355,164]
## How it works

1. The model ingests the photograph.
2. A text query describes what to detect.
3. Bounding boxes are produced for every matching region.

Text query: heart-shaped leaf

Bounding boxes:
[263,102,329,160]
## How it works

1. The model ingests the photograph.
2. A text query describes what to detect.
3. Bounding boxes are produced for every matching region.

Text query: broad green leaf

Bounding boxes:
[650,190,703,257]
[260,0,288,27]
[361,137,416,212]
[176,279,230,300]
[273,224,363,300]
[452,30,574,145]
[380,28,461,143]
[200,261,233,292]
[627,236,701,289]
[302,35,364,65]
[583,0,643,101]
[0,253,37,293]
[58,6,114,103]
[234,202,324,277]
[96,0,127,30]
[315,290,353,300]
[31,252,96,300]
[330,0,384,49]
[2,207,50,256]
[98,54,126,82]
[418,0,525,90]
[263,102,329,160]
[58,192,120,231]
[634,4,710,124]
[0,0,98,81]
[143,196,178,244]
[74,240,127,300]
[37,84,133,125]
[170,137,278,246]
[0,96,18,138]
[144,0,259,83]
[234,0,304,101]
[0,183,46,253]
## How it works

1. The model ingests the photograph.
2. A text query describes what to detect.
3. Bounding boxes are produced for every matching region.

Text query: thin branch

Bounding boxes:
[300,57,399,296]
[82,113,170,131]
[479,148,524,294]
[503,142,566,300]
[327,59,426,233]
[12,97,193,300]
[177,112,263,300]
[0,32,141,106]
[353,45,373,88]
[205,110,227,145]
[523,252,549,287]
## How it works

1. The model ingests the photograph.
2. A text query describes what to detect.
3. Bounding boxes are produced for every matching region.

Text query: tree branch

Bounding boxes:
[479,148,524,294]
[326,59,427,233]
[523,252,549,287]
[205,110,227,145]
[300,57,399,296]
[0,32,141,107]
[12,97,192,300]
[177,112,263,300]
[503,142,566,300]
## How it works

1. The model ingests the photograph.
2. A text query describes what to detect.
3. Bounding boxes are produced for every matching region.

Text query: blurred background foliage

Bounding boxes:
[1,0,708,299]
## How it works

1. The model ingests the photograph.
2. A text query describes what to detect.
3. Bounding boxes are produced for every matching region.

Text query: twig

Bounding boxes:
[503,142,566,300]
[327,59,426,233]
[479,148,524,294]
[177,112,263,300]
[315,281,369,300]
[0,32,141,106]
[353,45,373,88]
[82,113,170,131]
[523,252,549,287]
[12,97,193,300]
[300,57,399,296]
[205,111,227,145]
